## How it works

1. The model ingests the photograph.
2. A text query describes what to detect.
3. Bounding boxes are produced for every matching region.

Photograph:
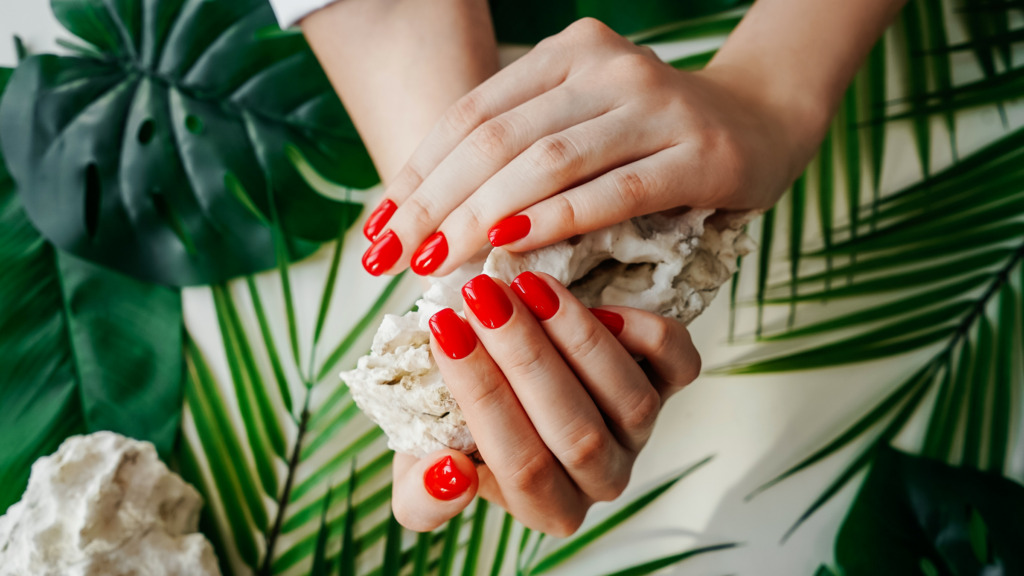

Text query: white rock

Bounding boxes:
[0,432,221,576]
[343,209,757,458]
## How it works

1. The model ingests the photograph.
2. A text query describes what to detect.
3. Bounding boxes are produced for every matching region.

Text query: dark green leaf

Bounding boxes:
[667,49,717,71]
[0,122,182,512]
[488,0,746,44]
[788,176,806,326]
[963,315,995,469]
[176,440,236,576]
[0,0,377,285]
[989,282,1015,473]
[438,512,464,576]
[756,208,775,337]
[490,512,515,576]
[412,531,432,576]
[835,447,1024,575]
[531,456,713,574]
[900,0,931,177]
[381,510,404,576]
[338,462,358,576]
[866,36,886,204]
[281,450,391,535]
[818,123,835,289]
[599,543,739,576]
[461,499,490,576]
[310,485,334,576]
[246,277,293,415]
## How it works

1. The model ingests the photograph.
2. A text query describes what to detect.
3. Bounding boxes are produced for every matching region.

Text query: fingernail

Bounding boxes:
[424,455,471,501]
[411,232,448,276]
[488,215,531,247]
[428,308,477,359]
[511,271,559,321]
[462,274,513,329]
[590,308,624,336]
[362,229,402,276]
[363,199,397,240]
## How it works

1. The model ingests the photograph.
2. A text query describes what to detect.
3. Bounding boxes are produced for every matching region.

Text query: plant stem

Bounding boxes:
[260,397,311,576]
[946,240,1024,352]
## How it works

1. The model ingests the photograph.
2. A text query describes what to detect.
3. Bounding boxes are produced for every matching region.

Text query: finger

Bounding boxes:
[591,306,702,402]
[510,272,661,452]
[427,107,672,277]
[371,35,577,219]
[493,145,710,252]
[381,83,618,276]
[391,450,478,532]
[461,274,632,502]
[427,308,586,535]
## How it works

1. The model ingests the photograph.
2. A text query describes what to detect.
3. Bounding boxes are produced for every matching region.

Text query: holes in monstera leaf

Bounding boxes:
[84,163,101,239]
[137,119,155,144]
[185,115,204,135]
[150,189,197,255]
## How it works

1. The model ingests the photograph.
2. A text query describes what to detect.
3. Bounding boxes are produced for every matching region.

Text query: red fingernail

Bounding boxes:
[462,274,513,329]
[362,230,402,276]
[590,309,624,336]
[428,309,477,359]
[411,232,448,276]
[488,215,531,247]
[363,199,396,240]
[511,271,559,321]
[424,455,471,501]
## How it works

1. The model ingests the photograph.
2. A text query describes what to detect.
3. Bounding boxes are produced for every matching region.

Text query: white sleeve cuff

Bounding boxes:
[268,0,339,29]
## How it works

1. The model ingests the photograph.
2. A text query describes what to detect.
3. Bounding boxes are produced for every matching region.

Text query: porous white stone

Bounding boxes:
[0,432,221,576]
[343,209,757,458]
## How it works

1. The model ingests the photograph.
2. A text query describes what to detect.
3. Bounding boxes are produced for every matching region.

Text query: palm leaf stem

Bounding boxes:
[259,397,312,576]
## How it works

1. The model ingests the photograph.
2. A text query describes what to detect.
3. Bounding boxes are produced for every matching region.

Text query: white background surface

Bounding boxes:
[2,2,1022,575]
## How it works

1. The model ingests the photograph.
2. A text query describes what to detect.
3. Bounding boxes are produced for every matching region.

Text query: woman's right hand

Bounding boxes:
[389,272,700,536]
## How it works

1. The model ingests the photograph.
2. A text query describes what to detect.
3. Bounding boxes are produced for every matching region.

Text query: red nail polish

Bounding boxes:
[488,215,531,247]
[362,230,402,276]
[462,274,513,329]
[511,271,559,321]
[424,455,470,501]
[429,309,477,359]
[363,199,397,240]
[411,232,448,276]
[590,309,624,336]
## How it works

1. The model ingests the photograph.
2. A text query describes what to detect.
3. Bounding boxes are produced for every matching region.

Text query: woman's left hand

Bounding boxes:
[389,271,701,536]
[360,17,820,278]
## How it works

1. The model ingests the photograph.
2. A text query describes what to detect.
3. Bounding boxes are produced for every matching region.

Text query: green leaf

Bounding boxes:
[438,512,464,576]
[988,282,1015,473]
[761,275,989,342]
[412,531,432,576]
[490,512,515,576]
[338,462,359,576]
[311,203,363,378]
[667,49,717,71]
[756,208,775,337]
[788,176,806,326]
[866,36,886,203]
[818,123,835,289]
[176,439,237,576]
[746,363,932,501]
[462,499,490,576]
[488,0,746,44]
[900,0,932,177]
[317,272,409,381]
[0,0,377,286]
[0,120,182,513]
[599,543,739,576]
[835,447,1024,575]
[963,315,995,469]
[381,510,404,576]
[280,450,391,535]
[309,485,334,576]
[531,455,713,575]
[246,276,294,415]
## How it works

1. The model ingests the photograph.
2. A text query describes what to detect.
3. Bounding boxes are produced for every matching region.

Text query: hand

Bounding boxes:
[360,17,821,278]
[389,272,701,536]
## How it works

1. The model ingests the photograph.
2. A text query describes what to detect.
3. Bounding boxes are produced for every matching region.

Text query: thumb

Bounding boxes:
[391,450,479,532]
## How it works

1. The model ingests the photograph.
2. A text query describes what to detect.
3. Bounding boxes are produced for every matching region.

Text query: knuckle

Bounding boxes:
[470,117,517,162]
[609,169,652,211]
[561,319,604,361]
[551,194,581,237]
[530,134,582,176]
[560,428,611,472]
[545,512,586,538]
[449,200,488,236]
[620,388,661,435]
[446,92,487,135]
[611,53,662,86]
[564,17,613,42]
[505,453,553,495]
[502,344,549,381]
[401,195,440,230]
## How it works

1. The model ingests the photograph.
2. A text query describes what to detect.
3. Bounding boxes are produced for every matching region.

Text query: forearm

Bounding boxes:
[301,0,499,184]
[708,0,906,160]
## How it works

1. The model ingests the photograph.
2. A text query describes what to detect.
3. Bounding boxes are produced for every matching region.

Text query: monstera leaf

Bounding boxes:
[835,447,1024,576]
[0,0,378,286]
[0,67,184,514]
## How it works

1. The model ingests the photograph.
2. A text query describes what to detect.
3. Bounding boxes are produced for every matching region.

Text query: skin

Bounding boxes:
[302,0,907,534]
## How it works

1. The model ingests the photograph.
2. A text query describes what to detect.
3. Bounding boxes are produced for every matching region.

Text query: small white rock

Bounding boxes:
[0,432,221,576]
[343,209,757,458]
